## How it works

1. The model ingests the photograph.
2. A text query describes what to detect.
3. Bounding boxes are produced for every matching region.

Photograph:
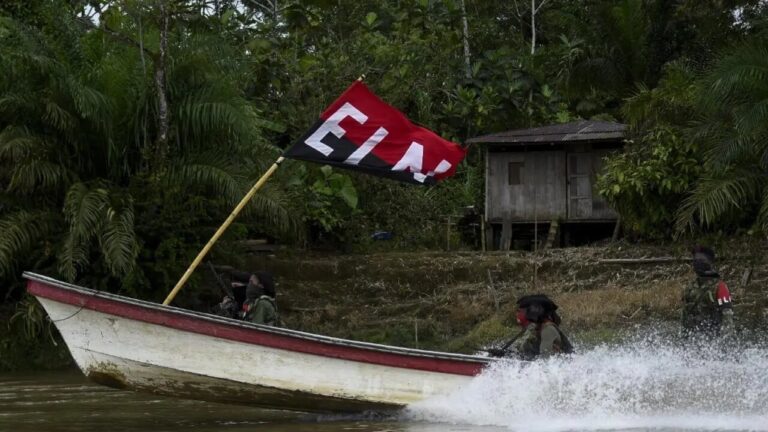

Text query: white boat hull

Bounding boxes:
[27,273,490,412]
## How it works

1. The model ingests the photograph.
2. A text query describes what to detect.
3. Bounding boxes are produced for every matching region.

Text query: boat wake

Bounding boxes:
[404,328,768,431]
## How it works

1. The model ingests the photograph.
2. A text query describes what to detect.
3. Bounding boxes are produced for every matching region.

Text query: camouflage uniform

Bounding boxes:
[244,295,278,326]
[509,323,538,360]
[509,322,566,360]
[682,275,734,337]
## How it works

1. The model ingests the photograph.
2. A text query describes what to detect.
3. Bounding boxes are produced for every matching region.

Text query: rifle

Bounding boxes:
[207,261,235,299]
[208,262,243,319]
[482,328,525,357]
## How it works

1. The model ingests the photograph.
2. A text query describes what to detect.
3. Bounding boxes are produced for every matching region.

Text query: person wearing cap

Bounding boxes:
[241,271,279,326]
[682,246,734,337]
[488,294,574,360]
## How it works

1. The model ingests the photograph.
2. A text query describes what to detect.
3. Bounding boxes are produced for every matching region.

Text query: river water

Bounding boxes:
[2,334,768,432]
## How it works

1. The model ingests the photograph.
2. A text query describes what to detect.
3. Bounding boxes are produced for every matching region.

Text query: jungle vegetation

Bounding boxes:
[2,0,768,310]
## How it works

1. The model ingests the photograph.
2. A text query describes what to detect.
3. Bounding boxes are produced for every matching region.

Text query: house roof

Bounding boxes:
[466,120,626,145]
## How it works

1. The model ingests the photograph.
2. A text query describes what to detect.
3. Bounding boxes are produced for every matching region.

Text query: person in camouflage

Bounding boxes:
[489,294,574,360]
[682,246,734,337]
[241,271,279,326]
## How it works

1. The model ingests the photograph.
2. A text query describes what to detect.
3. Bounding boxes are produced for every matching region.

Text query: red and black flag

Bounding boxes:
[284,81,467,184]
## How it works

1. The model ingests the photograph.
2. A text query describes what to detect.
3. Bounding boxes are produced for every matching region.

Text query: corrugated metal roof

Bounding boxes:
[466,120,626,145]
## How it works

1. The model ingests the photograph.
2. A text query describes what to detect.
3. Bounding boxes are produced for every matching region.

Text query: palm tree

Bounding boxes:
[675,39,768,233]
[567,0,650,100]
[0,10,296,295]
[0,15,118,283]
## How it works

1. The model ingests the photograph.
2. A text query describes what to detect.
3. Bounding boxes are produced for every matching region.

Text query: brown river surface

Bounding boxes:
[3,336,768,432]
[0,371,429,432]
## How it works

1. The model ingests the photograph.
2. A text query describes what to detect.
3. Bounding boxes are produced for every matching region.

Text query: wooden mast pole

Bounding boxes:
[162,157,284,305]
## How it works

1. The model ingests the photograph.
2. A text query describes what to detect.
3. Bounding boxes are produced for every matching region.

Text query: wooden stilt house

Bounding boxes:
[467,120,626,250]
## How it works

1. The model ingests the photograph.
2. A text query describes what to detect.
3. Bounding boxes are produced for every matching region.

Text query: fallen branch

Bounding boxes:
[598,257,689,264]
[623,307,642,320]
[288,307,327,312]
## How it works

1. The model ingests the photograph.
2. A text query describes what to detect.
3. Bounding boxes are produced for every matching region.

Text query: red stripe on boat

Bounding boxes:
[27,280,485,376]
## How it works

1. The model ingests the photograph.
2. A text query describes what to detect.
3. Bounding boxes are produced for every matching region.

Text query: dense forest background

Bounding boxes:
[2,0,768,309]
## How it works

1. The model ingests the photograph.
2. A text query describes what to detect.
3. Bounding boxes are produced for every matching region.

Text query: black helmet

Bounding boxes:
[255,271,275,297]
[691,245,717,276]
[691,245,715,262]
[517,294,561,324]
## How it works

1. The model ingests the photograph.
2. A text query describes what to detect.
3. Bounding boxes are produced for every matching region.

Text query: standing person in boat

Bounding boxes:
[488,294,573,360]
[682,245,734,338]
[241,271,279,326]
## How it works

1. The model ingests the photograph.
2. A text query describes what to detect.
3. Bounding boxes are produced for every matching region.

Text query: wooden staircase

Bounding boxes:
[543,220,560,250]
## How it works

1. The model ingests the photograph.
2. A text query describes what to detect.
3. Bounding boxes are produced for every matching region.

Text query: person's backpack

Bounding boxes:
[537,323,575,355]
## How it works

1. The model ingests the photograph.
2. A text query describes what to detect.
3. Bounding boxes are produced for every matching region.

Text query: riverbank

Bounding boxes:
[249,237,768,352]
[3,238,767,371]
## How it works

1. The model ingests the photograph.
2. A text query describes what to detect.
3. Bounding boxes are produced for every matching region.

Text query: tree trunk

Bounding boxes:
[530,0,536,55]
[459,0,472,79]
[153,1,170,169]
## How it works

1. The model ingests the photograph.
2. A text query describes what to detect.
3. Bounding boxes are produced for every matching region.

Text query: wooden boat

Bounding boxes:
[25,272,491,412]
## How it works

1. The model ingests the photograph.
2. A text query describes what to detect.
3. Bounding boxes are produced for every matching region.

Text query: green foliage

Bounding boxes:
[288,165,359,243]
[9,296,49,341]
[598,126,703,237]
[675,37,768,233]
[0,5,294,303]
[0,210,59,280]
[343,167,478,251]
[313,166,358,209]
[1,299,71,371]
[597,62,702,237]
[58,182,138,281]
[1,0,767,309]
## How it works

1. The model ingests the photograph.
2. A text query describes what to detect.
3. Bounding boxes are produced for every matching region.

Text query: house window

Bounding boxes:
[508,162,524,185]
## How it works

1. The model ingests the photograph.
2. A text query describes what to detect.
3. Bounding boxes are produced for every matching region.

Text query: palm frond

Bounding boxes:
[176,86,249,140]
[704,45,768,102]
[7,159,74,194]
[58,227,90,282]
[63,182,110,239]
[59,183,139,281]
[59,182,110,280]
[675,168,764,234]
[733,98,768,138]
[98,195,138,277]
[0,126,44,161]
[43,99,78,132]
[245,184,301,235]
[63,75,112,129]
[0,210,58,279]
[692,39,768,191]
[0,93,37,117]
[699,128,761,168]
[164,153,247,206]
[756,187,768,233]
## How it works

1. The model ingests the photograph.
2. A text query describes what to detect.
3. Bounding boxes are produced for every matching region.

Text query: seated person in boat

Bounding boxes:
[211,269,249,319]
[212,268,278,326]
[488,294,573,360]
[241,271,279,326]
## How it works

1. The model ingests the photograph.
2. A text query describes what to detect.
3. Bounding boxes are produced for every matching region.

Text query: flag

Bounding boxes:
[284,81,467,185]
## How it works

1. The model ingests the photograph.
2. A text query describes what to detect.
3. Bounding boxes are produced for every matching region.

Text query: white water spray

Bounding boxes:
[405,331,768,431]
